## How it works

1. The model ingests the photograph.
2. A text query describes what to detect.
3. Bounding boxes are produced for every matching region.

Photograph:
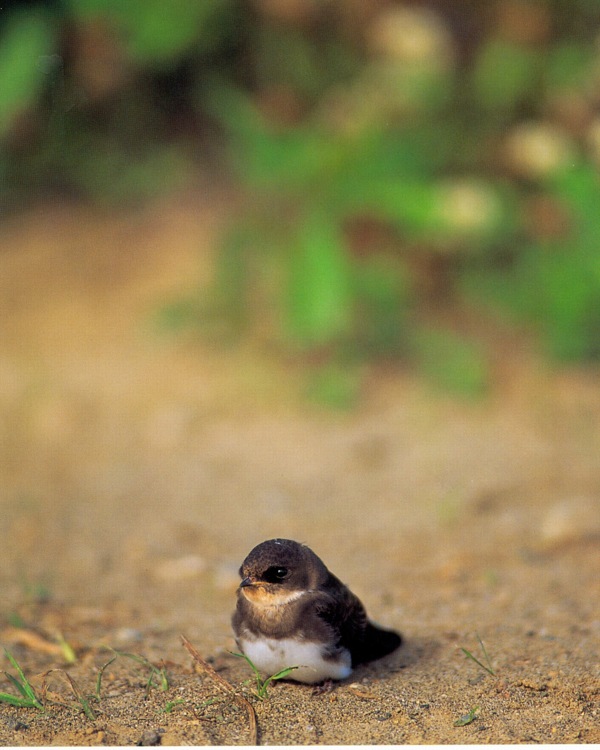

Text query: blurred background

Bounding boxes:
[1,0,600,626]
[2,0,600,399]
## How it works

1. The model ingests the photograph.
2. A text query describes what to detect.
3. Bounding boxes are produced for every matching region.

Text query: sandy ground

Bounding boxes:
[0,194,599,745]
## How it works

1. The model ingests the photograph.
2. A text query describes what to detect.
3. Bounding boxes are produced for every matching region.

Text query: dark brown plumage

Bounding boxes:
[232,538,401,684]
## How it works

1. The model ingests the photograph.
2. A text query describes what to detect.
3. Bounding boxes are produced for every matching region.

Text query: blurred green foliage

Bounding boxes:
[0,0,237,204]
[471,39,543,112]
[2,0,600,401]
[463,162,600,360]
[0,10,55,136]
[65,0,235,64]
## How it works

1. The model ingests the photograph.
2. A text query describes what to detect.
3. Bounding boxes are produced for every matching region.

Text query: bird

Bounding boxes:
[231,538,402,684]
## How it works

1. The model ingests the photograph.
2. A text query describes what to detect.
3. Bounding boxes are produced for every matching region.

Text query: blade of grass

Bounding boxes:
[5,671,29,697]
[154,661,169,692]
[460,633,495,676]
[5,649,40,703]
[163,698,185,713]
[95,654,117,701]
[64,672,96,720]
[229,650,298,699]
[267,665,299,681]
[2,649,44,709]
[56,633,77,664]
[40,668,96,720]
[256,666,299,698]
[229,651,263,695]
[477,634,494,674]
[460,647,495,675]
[0,691,36,707]
[98,649,168,695]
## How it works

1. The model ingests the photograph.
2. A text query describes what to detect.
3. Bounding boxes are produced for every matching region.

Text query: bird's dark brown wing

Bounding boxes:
[316,574,401,666]
[354,621,402,665]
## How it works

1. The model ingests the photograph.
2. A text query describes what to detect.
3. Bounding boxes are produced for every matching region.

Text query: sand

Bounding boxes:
[0,196,598,745]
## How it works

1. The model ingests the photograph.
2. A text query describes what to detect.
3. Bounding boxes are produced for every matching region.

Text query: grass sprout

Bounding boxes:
[454,705,479,726]
[230,651,298,700]
[461,634,495,676]
[40,669,96,720]
[0,649,44,710]
[95,654,117,701]
[56,633,77,665]
[163,698,185,713]
[96,648,168,700]
[63,672,96,720]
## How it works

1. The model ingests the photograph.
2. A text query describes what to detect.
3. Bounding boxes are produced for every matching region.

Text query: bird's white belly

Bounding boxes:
[239,636,352,684]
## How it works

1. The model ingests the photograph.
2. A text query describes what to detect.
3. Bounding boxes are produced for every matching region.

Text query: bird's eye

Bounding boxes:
[263,566,289,583]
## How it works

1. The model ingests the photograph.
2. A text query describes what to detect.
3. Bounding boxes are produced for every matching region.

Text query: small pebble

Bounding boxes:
[137,728,163,746]
[373,711,392,722]
[7,718,28,731]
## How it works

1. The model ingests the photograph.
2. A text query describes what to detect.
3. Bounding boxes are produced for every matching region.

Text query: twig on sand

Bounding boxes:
[181,635,258,745]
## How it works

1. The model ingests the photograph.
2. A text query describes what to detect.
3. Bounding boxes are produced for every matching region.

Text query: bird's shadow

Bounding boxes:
[353,633,441,680]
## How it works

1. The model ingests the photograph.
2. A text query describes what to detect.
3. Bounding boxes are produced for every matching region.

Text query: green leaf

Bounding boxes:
[4,672,28,698]
[454,706,479,727]
[550,162,600,231]
[257,665,299,697]
[472,39,541,110]
[0,11,56,136]
[203,83,346,192]
[252,24,322,96]
[4,650,38,703]
[67,0,234,64]
[353,255,410,355]
[545,41,594,91]
[269,666,299,681]
[343,180,438,236]
[164,698,185,713]
[230,650,298,699]
[0,691,31,707]
[237,127,339,192]
[1,649,43,709]
[285,212,352,346]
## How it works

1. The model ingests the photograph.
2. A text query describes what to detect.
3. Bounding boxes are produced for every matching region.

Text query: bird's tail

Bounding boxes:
[352,622,402,666]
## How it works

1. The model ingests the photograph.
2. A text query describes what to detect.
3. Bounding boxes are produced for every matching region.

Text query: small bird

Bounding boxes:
[232,538,402,684]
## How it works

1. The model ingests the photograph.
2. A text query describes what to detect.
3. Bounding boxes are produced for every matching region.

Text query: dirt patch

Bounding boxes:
[0,195,599,744]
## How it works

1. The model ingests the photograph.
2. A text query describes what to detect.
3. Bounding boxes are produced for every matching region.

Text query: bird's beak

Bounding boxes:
[239,576,254,588]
